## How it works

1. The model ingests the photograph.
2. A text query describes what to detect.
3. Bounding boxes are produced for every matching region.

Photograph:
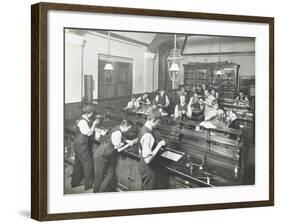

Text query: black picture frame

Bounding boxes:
[31,2,274,221]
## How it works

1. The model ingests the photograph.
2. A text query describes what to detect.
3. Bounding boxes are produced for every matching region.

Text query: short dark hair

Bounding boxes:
[81,105,94,115]
[120,119,133,127]
[143,92,149,97]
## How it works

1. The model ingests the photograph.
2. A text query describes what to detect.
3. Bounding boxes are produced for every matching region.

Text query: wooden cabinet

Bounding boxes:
[183,62,240,99]
[130,159,142,191]
[168,175,191,189]
[239,76,255,102]
[116,155,131,191]
[116,155,202,191]
[234,119,255,146]
[116,155,142,191]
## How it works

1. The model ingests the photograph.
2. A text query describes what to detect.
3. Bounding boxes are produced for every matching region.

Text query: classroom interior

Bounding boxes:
[64,29,255,194]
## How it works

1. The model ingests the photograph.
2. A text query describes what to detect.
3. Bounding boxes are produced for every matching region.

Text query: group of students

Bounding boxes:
[71,105,167,192]
[124,89,170,116]
[71,86,250,192]
[123,85,221,122]
[125,84,249,122]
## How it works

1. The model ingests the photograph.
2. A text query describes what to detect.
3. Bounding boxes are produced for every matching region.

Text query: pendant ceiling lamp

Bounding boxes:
[216,37,224,75]
[167,34,183,82]
[104,31,114,78]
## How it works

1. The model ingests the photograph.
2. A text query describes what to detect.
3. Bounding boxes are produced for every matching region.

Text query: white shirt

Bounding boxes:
[204,94,218,119]
[125,100,139,109]
[111,130,123,149]
[139,122,155,159]
[174,103,187,118]
[77,115,92,136]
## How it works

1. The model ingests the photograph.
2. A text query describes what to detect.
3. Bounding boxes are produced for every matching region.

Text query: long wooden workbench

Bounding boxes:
[110,108,244,187]
[64,103,252,191]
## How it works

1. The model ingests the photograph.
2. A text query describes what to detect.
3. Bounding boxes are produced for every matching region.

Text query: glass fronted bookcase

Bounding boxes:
[183,62,240,99]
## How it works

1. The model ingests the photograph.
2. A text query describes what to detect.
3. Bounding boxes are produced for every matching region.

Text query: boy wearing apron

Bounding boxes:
[235,91,249,106]
[71,105,100,190]
[155,89,170,113]
[202,89,219,121]
[174,94,188,119]
[138,111,167,190]
[93,120,136,193]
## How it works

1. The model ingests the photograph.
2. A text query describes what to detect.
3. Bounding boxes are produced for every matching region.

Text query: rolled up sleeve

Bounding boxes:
[140,133,155,159]
[77,120,91,136]
[111,131,123,149]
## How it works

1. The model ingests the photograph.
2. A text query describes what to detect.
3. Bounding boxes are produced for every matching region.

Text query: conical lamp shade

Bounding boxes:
[169,63,180,72]
[216,69,223,75]
[104,63,114,71]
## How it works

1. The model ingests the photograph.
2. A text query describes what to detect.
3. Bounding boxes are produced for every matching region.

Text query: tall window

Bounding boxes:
[98,55,133,99]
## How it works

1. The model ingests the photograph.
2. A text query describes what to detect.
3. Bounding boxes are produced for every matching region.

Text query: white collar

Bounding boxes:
[145,121,153,130]
[82,114,90,122]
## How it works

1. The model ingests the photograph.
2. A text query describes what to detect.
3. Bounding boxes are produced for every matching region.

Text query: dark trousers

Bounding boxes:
[93,144,117,193]
[138,157,168,190]
[71,147,94,190]
[138,158,157,190]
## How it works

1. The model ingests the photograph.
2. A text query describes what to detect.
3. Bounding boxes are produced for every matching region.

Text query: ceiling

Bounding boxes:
[112,31,156,45]
[67,28,254,54]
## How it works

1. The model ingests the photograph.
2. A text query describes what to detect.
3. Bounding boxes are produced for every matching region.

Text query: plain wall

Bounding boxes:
[183,36,255,54]
[183,37,255,79]
[65,37,83,103]
[83,32,148,97]
[65,30,155,102]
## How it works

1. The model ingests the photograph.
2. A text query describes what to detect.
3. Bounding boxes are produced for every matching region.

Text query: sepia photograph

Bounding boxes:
[64,28,255,194]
